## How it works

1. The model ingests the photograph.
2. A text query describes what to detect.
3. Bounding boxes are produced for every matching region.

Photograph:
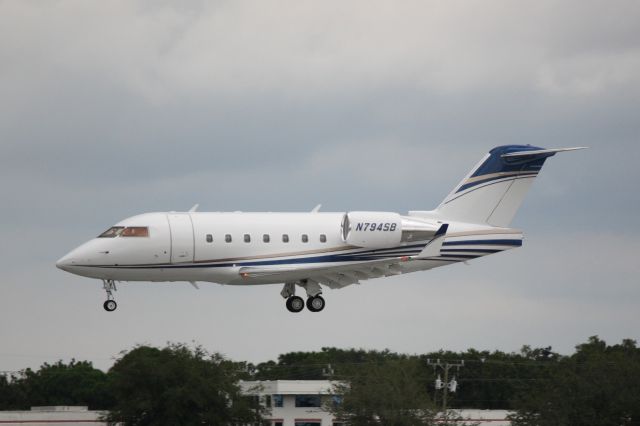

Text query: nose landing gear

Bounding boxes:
[103,299,117,312]
[102,279,117,312]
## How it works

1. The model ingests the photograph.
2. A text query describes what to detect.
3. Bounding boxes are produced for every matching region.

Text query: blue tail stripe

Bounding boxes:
[457,172,538,193]
[472,145,548,177]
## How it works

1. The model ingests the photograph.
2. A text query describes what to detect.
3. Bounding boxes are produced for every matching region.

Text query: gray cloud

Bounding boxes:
[1,0,639,371]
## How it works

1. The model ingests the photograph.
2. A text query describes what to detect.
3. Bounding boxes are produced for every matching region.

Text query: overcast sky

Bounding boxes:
[1,0,639,372]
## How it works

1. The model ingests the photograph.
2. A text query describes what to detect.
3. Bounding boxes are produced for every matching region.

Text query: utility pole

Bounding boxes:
[427,359,464,412]
[322,364,335,377]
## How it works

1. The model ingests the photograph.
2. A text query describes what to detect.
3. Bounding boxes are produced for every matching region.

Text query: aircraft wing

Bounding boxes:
[237,224,449,289]
[238,257,412,289]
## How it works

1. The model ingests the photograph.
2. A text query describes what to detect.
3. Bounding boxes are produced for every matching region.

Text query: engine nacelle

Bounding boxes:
[341,212,403,248]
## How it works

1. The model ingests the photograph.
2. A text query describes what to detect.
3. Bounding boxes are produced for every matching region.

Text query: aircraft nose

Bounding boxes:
[56,253,76,272]
[56,256,70,271]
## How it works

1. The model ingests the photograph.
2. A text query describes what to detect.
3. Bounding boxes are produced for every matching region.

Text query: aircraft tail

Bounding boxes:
[436,145,585,227]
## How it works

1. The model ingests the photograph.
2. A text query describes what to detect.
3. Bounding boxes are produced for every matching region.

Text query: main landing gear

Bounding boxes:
[285,296,305,313]
[102,279,117,312]
[281,280,325,313]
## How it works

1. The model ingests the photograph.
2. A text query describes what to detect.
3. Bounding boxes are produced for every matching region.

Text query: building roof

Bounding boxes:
[239,380,339,395]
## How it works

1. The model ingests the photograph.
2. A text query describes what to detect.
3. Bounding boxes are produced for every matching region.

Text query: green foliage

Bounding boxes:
[2,337,639,425]
[0,360,111,410]
[0,374,25,410]
[104,343,264,426]
[254,346,554,410]
[329,358,436,426]
[254,347,409,380]
[420,347,559,410]
[510,337,640,426]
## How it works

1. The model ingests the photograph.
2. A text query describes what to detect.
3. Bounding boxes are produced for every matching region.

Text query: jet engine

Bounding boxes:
[341,212,444,249]
[341,212,403,248]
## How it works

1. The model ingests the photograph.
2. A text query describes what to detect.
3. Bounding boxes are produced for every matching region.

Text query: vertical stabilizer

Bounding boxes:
[436,145,585,227]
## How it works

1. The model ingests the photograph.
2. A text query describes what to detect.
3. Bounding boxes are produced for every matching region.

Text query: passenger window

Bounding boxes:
[320,234,327,243]
[263,234,270,243]
[121,227,149,237]
[225,234,232,243]
[282,234,289,243]
[244,234,251,243]
[206,234,213,243]
[302,234,308,243]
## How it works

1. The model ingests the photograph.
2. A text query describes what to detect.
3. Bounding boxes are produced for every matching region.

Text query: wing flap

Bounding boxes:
[316,274,359,289]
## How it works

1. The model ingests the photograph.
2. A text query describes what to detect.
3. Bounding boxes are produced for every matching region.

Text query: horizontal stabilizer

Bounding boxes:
[501,147,587,158]
[415,224,448,259]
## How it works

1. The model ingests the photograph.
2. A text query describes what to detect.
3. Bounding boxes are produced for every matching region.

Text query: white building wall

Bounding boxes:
[454,409,512,426]
[0,406,106,426]
[240,380,513,426]
[269,394,340,426]
[0,386,512,426]
[240,380,341,426]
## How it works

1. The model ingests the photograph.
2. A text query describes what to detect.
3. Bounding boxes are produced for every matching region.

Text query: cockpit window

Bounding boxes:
[98,227,125,238]
[98,226,149,238]
[121,227,149,237]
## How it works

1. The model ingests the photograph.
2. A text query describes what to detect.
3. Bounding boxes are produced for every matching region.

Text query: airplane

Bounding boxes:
[56,145,585,312]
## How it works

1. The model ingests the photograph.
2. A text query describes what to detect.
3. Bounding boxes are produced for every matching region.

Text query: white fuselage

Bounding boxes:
[56,211,523,286]
[55,144,583,312]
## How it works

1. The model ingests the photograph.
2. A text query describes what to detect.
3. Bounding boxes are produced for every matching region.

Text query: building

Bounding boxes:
[239,380,342,426]
[0,406,105,425]
[0,381,512,426]
[451,409,512,426]
[239,380,513,426]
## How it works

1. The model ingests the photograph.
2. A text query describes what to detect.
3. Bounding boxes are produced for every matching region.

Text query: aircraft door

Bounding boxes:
[167,213,194,263]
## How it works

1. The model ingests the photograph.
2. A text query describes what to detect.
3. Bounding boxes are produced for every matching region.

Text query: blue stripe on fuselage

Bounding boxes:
[88,239,520,270]
[90,243,428,269]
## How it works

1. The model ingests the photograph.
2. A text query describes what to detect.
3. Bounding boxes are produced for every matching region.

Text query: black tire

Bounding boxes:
[103,300,117,312]
[286,296,305,313]
[306,295,325,312]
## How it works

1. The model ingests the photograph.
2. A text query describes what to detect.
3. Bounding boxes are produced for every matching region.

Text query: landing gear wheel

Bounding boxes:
[103,299,117,312]
[306,295,325,312]
[286,296,305,313]
[102,280,118,312]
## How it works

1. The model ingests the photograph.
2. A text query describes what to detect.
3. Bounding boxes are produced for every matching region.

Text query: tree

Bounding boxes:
[256,346,553,411]
[420,348,544,410]
[254,347,410,381]
[329,358,437,426]
[510,337,640,426]
[0,373,25,410]
[0,360,111,410]
[104,343,264,426]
